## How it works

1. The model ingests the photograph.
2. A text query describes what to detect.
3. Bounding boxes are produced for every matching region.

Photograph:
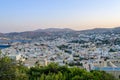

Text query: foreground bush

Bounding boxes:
[0,54,117,80]
[27,63,117,80]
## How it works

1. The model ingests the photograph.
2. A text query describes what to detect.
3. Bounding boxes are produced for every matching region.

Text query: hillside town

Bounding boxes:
[1,28,120,78]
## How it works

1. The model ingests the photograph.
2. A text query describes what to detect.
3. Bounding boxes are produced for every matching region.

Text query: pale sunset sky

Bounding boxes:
[0,0,120,32]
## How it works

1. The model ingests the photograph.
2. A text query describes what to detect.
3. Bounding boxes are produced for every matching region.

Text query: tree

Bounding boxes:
[0,50,117,80]
[0,56,16,80]
[72,75,81,80]
[0,51,28,80]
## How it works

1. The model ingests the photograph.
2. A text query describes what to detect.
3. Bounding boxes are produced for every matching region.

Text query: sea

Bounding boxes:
[0,45,11,49]
[93,67,120,71]
[0,40,31,49]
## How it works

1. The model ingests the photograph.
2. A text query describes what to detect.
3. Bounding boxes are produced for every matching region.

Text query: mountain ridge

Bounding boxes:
[34,28,75,32]
[1,27,120,34]
[1,27,120,39]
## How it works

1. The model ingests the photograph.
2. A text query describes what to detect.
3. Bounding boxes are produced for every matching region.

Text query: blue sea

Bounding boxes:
[0,39,31,50]
[93,67,120,71]
[0,45,11,49]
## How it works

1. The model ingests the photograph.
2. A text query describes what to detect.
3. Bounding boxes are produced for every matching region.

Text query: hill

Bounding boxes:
[34,28,74,32]
[1,27,120,39]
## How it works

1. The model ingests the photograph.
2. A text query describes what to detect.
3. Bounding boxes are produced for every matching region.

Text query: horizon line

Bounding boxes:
[1,26,120,33]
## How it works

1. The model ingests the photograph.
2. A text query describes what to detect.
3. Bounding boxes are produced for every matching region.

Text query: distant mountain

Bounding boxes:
[112,27,120,33]
[4,31,51,39]
[78,27,120,34]
[0,33,4,37]
[30,27,120,33]
[34,29,42,32]
[79,28,110,34]
[34,28,75,32]
[1,27,120,39]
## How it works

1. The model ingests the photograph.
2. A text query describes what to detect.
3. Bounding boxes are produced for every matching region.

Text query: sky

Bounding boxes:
[0,0,120,33]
